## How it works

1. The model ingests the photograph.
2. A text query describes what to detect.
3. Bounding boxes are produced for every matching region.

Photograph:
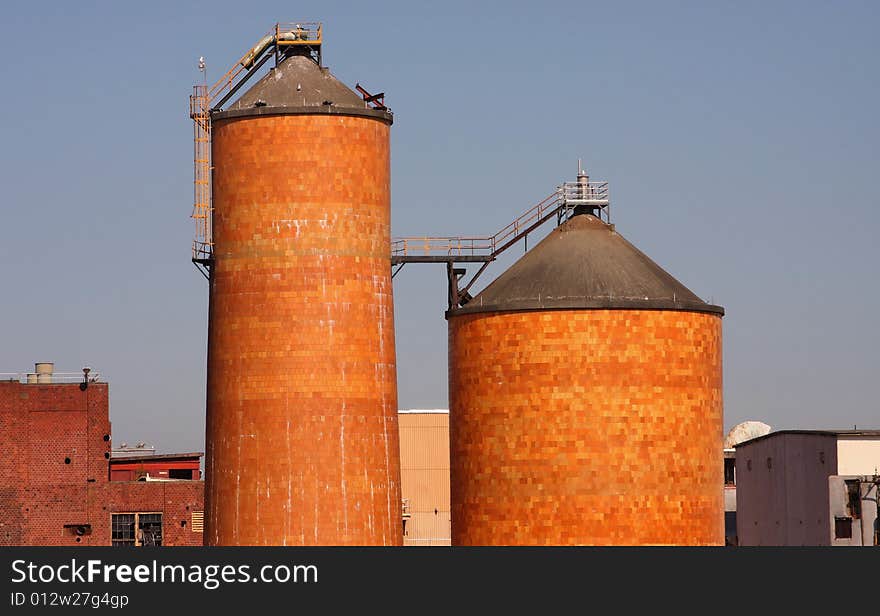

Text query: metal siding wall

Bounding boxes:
[782,434,835,546]
[399,414,450,546]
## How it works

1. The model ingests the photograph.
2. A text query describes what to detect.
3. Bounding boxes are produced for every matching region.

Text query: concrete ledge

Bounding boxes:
[212,105,393,125]
[447,300,725,319]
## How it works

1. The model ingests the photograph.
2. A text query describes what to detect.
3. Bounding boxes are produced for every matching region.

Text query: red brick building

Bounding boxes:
[110,452,202,481]
[0,369,204,546]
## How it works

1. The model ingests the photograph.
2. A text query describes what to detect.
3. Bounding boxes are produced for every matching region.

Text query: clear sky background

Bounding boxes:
[0,1,877,454]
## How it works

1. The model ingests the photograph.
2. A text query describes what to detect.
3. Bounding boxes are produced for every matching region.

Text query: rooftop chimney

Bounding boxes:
[35,362,54,384]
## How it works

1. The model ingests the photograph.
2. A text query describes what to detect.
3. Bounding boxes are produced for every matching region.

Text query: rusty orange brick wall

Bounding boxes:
[448,309,723,545]
[206,114,401,545]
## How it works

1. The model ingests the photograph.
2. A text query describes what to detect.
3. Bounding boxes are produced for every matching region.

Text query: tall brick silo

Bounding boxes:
[448,209,724,545]
[204,46,400,545]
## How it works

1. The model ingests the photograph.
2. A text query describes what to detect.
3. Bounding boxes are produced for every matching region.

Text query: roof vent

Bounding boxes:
[35,362,54,384]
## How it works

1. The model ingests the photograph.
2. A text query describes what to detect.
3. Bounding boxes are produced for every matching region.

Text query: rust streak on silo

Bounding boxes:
[447,213,725,545]
[204,55,401,545]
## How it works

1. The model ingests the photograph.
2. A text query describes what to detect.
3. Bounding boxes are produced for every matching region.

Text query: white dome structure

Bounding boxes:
[724,421,772,449]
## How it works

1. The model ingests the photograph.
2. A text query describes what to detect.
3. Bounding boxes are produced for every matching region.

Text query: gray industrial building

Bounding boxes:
[735,430,880,546]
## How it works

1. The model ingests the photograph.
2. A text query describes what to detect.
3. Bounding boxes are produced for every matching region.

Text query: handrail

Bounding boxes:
[492,191,564,248]
[391,189,563,258]
[390,237,495,257]
[391,180,609,260]
[559,181,609,203]
[275,22,322,45]
[0,372,101,384]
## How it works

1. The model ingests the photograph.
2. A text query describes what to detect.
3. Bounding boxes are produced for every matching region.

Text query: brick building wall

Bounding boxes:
[0,380,203,546]
[448,309,724,546]
[91,482,204,547]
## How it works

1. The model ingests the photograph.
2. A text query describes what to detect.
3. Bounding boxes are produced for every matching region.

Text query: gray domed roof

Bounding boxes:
[451,213,723,316]
[213,55,392,124]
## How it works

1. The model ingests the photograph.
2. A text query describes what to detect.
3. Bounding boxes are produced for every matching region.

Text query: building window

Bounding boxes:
[139,514,163,545]
[111,513,163,546]
[724,458,736,486]
[169,469,193,480]
[111,514,135,546]
[834,517,853,539]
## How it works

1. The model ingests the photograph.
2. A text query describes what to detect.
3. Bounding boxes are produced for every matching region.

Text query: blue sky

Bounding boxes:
[0,1,877,453]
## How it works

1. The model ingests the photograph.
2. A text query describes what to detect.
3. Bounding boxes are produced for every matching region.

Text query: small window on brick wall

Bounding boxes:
[112,514,135,546]
[111,513,163,546]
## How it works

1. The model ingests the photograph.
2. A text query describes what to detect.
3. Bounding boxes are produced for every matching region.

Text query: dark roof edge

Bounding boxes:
[110,452,204,462]
[733,429,880,449]
[212,105,393,125]
[446,300,725,319]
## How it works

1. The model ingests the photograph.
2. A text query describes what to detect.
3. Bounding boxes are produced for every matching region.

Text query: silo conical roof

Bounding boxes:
[213,55,392,124]
[451,213,723,316]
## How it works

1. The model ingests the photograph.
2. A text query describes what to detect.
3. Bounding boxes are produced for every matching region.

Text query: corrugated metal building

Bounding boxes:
[399,410,450,546]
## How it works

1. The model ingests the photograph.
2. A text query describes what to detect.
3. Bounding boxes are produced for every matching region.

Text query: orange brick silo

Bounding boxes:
[204,54,401,545]
[448,213,724,545]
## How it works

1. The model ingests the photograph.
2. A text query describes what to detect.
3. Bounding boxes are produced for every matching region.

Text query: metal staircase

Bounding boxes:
[391,170,610,309]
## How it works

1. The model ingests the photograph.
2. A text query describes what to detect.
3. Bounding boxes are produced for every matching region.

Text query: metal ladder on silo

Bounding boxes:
[189,23,325,280]
[190,85,212,279]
